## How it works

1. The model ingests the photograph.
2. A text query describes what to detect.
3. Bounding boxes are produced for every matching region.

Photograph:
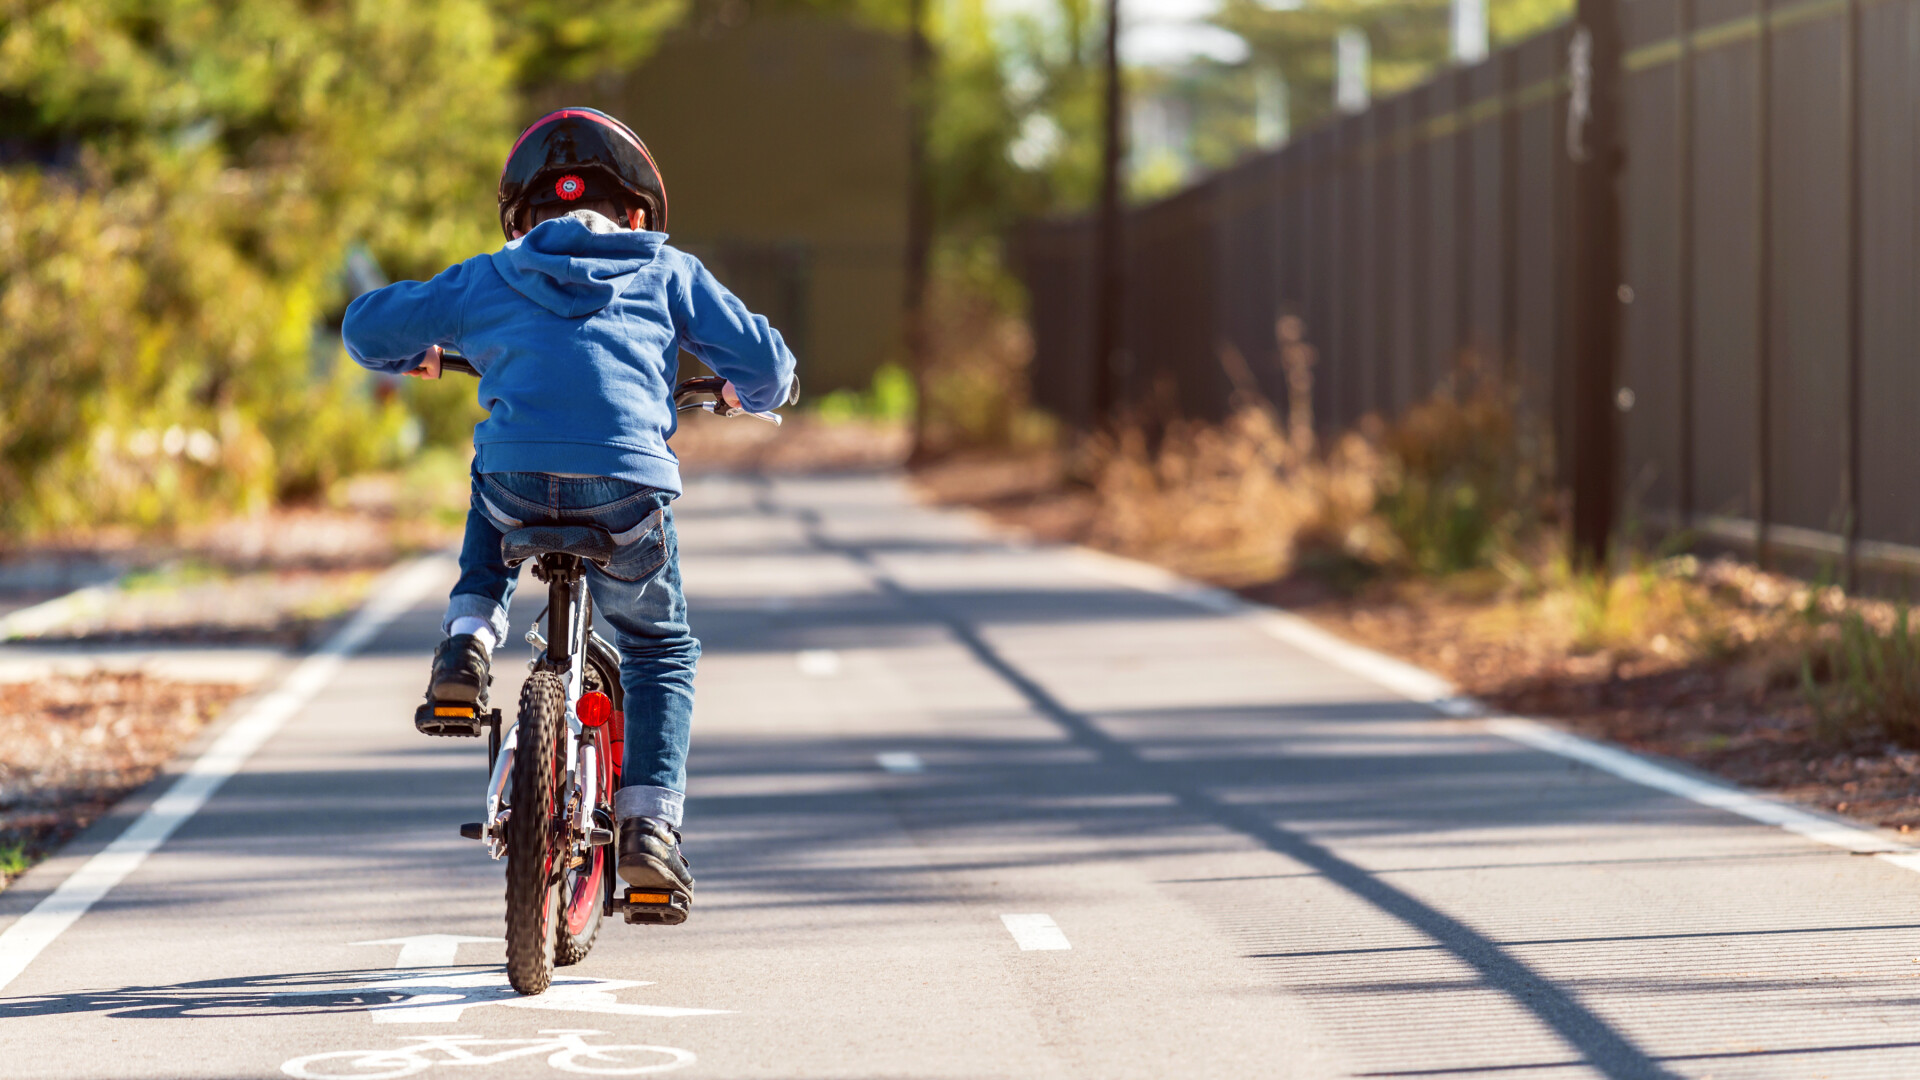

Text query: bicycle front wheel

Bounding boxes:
[505,670,565,994]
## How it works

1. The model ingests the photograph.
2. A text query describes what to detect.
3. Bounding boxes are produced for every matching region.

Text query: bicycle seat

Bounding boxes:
[501,525,618,567]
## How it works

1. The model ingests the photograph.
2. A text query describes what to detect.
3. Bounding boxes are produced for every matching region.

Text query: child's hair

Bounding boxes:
[525,199,638,231]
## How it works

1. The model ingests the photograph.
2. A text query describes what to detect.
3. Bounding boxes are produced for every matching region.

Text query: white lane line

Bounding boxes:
[0,554,451,993]
[0,582,118,641]
[1066,546,1920,870]
[796,649,842,677]
[1000,913,1071,951]
[876,751,924,773]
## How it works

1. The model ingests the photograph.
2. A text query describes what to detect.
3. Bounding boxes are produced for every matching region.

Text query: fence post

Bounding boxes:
[1677,0,1696,530]
[1843,0,1863,586]
[1753,0,1773,568]
[1091,0,1126,430]
[1567,0,1626,568]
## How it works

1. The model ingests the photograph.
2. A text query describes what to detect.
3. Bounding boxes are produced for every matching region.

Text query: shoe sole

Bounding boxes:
[617,852,694,893]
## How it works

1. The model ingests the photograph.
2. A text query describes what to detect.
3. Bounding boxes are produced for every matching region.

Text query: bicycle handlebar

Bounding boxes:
[434,354,786,425]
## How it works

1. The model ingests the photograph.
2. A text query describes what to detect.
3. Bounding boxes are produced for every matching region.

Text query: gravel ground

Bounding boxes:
[0,673,245,888]
[0,488,460,893]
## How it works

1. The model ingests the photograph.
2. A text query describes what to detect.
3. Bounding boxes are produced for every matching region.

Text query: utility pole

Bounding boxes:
[1090,0,1125,430]
[1565,0,1624,568]
[904,0,935,460]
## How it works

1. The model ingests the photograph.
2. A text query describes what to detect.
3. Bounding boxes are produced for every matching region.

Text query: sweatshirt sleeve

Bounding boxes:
[340,258,477,374]
[669,253,798,414]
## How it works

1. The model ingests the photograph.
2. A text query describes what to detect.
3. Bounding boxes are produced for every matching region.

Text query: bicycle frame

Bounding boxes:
[481,556,598,861]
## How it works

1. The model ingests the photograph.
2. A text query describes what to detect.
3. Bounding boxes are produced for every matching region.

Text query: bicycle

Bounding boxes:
[281,1028,695,1077]
[417,354,785,994]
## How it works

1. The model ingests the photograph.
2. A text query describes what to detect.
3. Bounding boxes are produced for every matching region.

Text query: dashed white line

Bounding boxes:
[1000,913,1071,951]
[0,555,452,993]
[796,649,842,677]
[876,751,924,773]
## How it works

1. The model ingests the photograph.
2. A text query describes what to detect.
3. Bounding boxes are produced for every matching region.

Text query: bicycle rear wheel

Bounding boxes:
[505,670,565,994]
[555,727,610,966]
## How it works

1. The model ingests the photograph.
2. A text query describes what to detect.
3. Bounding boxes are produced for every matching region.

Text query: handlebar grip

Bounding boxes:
[439,353,479,377]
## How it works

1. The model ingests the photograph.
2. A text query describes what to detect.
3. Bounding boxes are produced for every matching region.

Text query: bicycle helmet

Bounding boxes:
[497,107,668,239]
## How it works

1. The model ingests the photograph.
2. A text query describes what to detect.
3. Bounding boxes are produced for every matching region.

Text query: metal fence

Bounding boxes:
[1015,0,1920,572]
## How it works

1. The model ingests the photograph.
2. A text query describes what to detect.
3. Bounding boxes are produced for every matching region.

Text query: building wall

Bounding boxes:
[580,13,909,392]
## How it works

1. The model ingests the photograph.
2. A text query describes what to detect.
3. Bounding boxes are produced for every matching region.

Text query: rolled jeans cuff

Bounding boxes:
[443,593,510,646]
[615,784,685,828]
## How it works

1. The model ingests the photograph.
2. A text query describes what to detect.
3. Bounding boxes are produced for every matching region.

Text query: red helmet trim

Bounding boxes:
[502,108,669,225]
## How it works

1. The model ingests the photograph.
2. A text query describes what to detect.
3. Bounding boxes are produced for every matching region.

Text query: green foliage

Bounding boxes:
[0,0,679,535]
[1803,607,1920,747]
[1218,0,1572,134]
[813,363,918,424]
[0,840,26,878]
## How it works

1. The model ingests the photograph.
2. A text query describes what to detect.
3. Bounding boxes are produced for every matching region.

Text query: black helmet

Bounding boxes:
[497,107,668,239]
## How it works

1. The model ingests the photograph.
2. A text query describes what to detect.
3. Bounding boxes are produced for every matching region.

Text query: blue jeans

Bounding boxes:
[445,471,699,826]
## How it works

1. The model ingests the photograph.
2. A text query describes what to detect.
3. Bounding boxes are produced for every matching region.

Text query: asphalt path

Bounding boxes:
[5,472,1920,1079]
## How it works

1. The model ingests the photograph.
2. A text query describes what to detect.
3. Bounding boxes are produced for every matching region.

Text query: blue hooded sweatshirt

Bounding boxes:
[341,211,796,496]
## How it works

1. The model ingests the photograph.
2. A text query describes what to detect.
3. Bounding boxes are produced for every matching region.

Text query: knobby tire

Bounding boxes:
[554,637,620,965]
[505,671,564,994]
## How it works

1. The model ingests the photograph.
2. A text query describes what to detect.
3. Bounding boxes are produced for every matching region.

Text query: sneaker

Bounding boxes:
[616,816,695,895]
[428,633,492,707]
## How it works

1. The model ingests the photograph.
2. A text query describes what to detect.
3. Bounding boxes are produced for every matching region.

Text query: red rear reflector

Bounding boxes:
[578,691,613,727]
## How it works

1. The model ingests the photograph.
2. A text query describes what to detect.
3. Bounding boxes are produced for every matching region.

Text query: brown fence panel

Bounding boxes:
[1511,28,1574,482]
[1420,77,1461,392]
[1623,0,1685,523]
[1687,4,1761,524]
[1009,0,1920,572]
[1767,0,1851,542]
[1858,0,1920,550]
[1013,218,1096,428]
[1465,58,1512,373]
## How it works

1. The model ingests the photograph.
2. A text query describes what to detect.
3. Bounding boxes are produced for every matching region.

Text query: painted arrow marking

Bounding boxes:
[354,934,502,969]
[341,935,730,1024]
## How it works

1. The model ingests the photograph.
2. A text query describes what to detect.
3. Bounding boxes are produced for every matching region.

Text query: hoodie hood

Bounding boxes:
[489,211,666,318]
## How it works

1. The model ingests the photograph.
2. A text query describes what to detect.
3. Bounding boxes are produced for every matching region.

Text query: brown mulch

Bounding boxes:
[0,674,245,889]
[914,451,1920,838]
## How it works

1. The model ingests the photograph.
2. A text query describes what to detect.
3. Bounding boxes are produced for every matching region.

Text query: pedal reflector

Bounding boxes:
[626,891,671,905]
[434,706,476,717]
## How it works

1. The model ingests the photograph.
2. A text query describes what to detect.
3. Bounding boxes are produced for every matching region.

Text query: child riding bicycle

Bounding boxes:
[341,107,797,915]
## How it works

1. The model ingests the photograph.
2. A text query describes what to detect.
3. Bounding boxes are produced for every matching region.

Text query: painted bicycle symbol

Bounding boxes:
[280,1029,695,1078]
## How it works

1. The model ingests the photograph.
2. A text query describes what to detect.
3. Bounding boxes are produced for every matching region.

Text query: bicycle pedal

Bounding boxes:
[414,702,498,737]
[614,888,691,925]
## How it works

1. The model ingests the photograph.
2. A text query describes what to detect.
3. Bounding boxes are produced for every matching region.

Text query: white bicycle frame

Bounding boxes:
[481,574,596,861]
